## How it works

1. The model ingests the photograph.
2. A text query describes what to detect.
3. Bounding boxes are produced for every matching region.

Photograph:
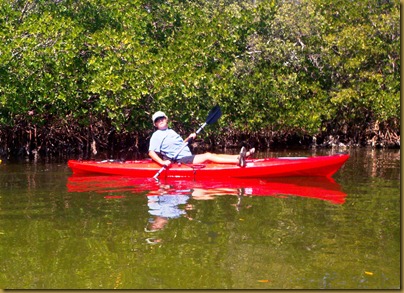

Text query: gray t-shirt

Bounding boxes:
[149,128,192,159]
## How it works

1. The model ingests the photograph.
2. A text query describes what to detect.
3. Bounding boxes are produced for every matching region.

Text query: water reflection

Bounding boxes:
[66,175,347,205]
[67,175,346,231]
[143,186,191,244]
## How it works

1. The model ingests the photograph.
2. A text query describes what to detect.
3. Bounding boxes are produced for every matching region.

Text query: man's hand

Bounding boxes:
[185,133,196,143]
[149,150,172,167]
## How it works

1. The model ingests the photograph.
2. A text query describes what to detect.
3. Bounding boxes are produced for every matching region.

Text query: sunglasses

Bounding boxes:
[154,116,166,123]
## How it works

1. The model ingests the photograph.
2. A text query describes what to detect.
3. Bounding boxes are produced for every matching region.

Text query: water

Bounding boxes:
[0,148,400,289]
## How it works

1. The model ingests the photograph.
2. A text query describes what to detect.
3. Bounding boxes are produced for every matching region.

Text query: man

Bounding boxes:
[148,111,254,167]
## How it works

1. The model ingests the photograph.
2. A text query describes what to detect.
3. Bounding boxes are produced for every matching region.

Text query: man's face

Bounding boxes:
[154,117,168,129]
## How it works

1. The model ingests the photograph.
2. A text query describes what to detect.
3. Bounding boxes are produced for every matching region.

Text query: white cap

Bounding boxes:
[152,111,167,123]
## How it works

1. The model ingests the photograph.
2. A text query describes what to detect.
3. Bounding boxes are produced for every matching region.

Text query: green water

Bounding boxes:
[0,149,400,289]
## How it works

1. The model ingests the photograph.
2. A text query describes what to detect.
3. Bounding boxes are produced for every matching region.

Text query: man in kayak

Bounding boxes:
[148,111,255,167]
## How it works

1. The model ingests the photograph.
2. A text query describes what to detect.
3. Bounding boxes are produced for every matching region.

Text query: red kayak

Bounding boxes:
[66,175,347,204]
[67,153,349,179]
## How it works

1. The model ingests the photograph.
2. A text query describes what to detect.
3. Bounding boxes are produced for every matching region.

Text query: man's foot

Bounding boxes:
[238,147,247,167]
[246,148,255,158]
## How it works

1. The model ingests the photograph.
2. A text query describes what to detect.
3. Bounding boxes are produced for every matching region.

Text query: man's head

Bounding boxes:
[152,111,168,129]
[152,111,167,123]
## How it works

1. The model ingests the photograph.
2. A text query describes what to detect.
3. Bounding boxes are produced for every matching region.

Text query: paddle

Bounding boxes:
[153,105,222,180]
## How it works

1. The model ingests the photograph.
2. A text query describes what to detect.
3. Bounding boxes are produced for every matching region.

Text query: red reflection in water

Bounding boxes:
[66,175,347,204]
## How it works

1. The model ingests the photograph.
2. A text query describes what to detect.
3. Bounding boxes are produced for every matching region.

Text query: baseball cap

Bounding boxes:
[152,111,167,123]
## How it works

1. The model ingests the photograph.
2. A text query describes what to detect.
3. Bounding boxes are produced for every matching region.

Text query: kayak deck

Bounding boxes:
[68,153,349,179]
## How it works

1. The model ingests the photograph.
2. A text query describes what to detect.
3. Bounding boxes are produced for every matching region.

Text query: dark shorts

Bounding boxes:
[176,155,195,164]
[161,153,195,164]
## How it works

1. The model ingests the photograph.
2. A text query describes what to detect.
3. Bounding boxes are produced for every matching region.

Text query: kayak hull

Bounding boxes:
[68,153,349,179]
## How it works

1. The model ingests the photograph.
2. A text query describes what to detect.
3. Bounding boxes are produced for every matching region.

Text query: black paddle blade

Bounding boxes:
[205,105,222,125]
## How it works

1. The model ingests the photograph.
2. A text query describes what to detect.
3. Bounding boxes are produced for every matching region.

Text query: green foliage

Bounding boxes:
[319,0,400,124]
[0,0,400,138]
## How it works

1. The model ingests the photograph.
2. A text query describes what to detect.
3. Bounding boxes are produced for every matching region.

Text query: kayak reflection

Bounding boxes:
[66,175,347,205]
[67,175,347,242]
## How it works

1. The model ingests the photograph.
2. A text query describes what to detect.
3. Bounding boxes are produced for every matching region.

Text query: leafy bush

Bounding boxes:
[0,0,400,155]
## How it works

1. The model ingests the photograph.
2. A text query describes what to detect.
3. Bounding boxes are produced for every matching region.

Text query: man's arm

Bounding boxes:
[148,150,171,167]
